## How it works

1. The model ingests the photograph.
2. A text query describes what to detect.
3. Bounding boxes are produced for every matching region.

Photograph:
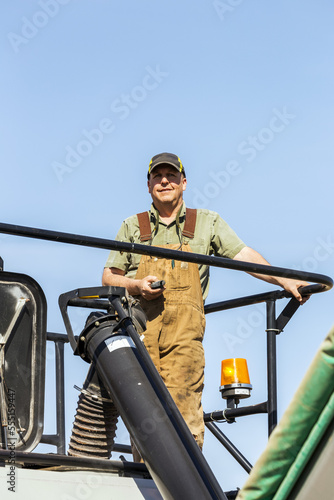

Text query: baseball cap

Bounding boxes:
[147,152,186,178]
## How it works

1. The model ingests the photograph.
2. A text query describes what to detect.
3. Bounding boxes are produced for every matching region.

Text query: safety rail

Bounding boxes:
[0,221,332,487]
[0,221,332,291]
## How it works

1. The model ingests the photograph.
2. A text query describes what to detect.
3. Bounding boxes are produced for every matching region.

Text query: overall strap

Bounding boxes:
[137,211,151,242]
[182,208,197,239]
[137,208,197,241]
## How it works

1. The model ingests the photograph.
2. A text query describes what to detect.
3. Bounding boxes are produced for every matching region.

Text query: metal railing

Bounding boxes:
[0,221,332,476]
[0,221,332,291]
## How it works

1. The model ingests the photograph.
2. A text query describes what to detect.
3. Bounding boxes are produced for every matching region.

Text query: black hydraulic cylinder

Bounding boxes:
[79,321,227,500]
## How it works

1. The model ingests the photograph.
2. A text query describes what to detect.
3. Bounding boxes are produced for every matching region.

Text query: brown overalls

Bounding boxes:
[135,210,206,450]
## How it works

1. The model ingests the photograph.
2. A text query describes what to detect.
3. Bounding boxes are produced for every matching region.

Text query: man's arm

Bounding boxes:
[233,246,309,303]
[102,267,165,301]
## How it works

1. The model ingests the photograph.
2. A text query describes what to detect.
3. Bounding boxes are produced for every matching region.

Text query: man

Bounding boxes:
[102,152,307,453]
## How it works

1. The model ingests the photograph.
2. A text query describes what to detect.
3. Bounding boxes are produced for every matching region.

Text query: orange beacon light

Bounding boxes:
[220,358,252,401]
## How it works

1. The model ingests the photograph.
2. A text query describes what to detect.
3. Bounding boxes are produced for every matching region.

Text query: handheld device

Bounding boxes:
[150,280,166,289]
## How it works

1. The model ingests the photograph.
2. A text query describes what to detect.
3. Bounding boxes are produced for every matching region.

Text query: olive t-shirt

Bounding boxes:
[105,202,245,300]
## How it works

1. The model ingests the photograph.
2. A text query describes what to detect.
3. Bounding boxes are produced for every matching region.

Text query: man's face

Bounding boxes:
[147,165,187,208]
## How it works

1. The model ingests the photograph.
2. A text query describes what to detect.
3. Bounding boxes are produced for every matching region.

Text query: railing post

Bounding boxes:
[266,300,279,436]
[54,339,66,454]
[41,333,68,454]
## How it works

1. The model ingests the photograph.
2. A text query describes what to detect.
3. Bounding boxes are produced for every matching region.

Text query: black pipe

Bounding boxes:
[276,299,300,332]
[205,421,253,474]
[47,332,69,343]
[0,449,148,475]
[204,402,268,423]
[112,443,132,454]
[204,290,286,314]
[40,434,60,447]
[0,222,332,291]
[204,284,324,315]
[68,298,110,310]
[79,313,227,500]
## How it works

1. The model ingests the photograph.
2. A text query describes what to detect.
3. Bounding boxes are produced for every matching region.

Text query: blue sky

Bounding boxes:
[1,0,333,492]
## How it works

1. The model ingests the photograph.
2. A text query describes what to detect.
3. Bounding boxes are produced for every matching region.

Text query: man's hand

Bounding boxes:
[139,276,166,300]
[276,278,310,304]
[102,267,165,301]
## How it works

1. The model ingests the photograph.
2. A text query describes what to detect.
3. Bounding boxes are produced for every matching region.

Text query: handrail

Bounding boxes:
[204,284,324,315]
[0,222,332,292]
